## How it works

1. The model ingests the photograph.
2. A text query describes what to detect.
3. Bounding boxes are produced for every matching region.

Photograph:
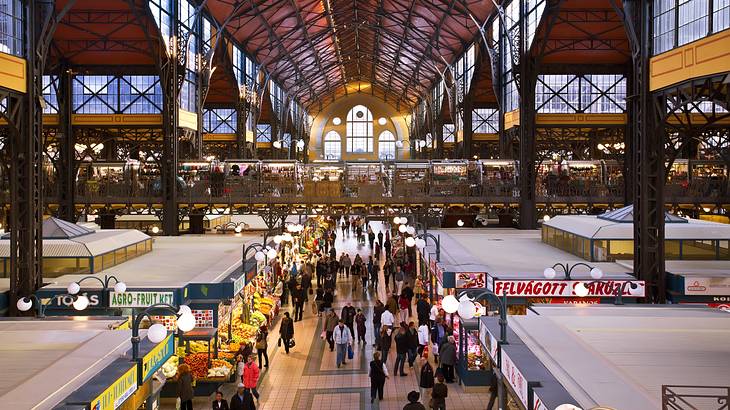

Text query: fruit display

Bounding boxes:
[467,352,488,371]
[161,355,178,378]
[188,340,211,354]
[183,353,210,378]
[207,359,233,378]
[252,292,275,315]
[250,311,267,327]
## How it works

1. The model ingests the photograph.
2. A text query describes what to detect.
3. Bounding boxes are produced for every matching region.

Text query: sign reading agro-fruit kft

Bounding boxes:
[110,291,174,308]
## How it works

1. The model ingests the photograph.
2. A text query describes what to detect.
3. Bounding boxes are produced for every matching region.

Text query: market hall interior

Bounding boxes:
[2,0,730,409]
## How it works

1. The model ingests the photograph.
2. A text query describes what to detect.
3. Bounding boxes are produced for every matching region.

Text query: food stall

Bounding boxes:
[303,161,344,198]
[224,160,260,198]
[178,161,215,197]
[392,161,429,198]
[344,161,387,198]
[76,161,129,198]
[260,160,300,197]
[564,160,603,196]
[481,159,517,197]
[429,160,471,196]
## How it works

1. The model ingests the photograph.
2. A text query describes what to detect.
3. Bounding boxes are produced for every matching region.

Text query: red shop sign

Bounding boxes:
[493,280,645,298]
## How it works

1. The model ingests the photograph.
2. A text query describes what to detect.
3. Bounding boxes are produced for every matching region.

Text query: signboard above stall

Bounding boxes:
[455,272,486,289]
[501,349,529,408]
[110,291,174,308]
[141,333,174,383]
[491,279,645,298]
[683,277,730,296]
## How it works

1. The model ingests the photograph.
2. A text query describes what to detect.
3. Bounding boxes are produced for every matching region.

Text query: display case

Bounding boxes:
[224,160,260,198]
[260,160,300,197]
[178,161,214,197]
[481,159,517,197]
[76,161,128,198]
[690,160,728,198]
[344,161,386,198]
[456,318,491,386]
[392,161,429,198]
[303,161,344,197]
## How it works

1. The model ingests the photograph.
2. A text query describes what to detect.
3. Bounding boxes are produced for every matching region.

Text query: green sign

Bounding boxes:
[90,366,137,410]
[110,291,174,308]
[142,333,174,383]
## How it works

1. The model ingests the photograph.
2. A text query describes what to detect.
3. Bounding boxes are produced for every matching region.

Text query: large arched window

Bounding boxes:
[324,131,342,160]
[346,105,373,153]
[378,130,396,160]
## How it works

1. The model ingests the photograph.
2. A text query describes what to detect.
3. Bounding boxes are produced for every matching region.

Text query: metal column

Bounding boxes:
[57,64,76,222]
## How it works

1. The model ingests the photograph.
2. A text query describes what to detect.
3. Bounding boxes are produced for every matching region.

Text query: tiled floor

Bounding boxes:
[165,224,491,409]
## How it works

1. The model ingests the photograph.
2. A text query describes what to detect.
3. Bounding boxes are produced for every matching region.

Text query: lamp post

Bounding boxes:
[406,232,441,262]
[442,288,508,410]
[242,242,277,277]
[543,262,603,281]
[67,274,127,308]
[131,303,195,361]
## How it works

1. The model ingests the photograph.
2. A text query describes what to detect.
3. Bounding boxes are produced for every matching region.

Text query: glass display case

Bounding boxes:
[456,318,491,386]
[344,162,387,198]
[430,161,469,196]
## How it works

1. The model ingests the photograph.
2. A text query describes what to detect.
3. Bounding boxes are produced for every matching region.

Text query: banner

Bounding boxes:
[684,277,730,296]
[110,291,174,308]
[90,366,137,410]
[455,272,486,289]
[492,280,645,298]
[501,350,528,408]
[142,334,174,383]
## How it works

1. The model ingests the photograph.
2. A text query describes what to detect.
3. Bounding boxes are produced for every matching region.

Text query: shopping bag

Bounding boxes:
[347,344,354,360]
[422,344,429,360]
[289,338,296,348]
[320,330,326,339]
[278,337,282,347]
[175,398,181,410]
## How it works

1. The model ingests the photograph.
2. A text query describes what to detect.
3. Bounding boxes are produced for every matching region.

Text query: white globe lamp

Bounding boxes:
[176,313,196,332]
[590,267,603,280]
[543,267,557,280]
[457,219,464,227]
[415,238,426,249]
[274,235,283,244]
[151,226,160,234]
[113,281,127,293]
[574,282,589,298]
[392,216,401,224]
[254,251,266,262]
[543,215,551,222]
[332,117,341,125]
[398,224,407,233]
[266,248,278,260]
[67,282,81,295]
[16,297,33,312]
[406,226,416,235]
[457,300,476,320]
[72,295,90,311]
[147,323,167,343]
[405,237,416,247]
[442,295,459,314]
[177,305,192,316]
[378,117,387,126]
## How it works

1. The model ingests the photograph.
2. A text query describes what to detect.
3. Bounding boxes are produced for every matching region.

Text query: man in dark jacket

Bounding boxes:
[341,302,357,338]
[406,321,419,368]
[416,294,431,326]
[213,391,230,410]
[431,374,448,410]
[230,384,255,410]
[394,325,410,376]
[373,300,385,347]
[316,257,327,287]
[293,284,305,321]
[403,391,427,410]
[279,312,295,354]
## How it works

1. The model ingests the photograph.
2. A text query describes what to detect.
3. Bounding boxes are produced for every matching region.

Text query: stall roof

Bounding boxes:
[431,229,632,279]
[597,205,688,223]
[545,214,730,240]
[509,305,730,410]
[617,260,730,278]
[0,229,149,258]
[41,234,261,289]
[0,318,133,409]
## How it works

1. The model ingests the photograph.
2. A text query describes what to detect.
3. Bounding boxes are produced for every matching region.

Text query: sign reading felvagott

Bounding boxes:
[110,291,174,308]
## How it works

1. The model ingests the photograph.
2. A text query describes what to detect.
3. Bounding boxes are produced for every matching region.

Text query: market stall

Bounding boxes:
[303,161,344,198]
[392,161,429,198]
[429,161,470,196]
[344,161,387,199]
[260,160,300,197]
[481,159,517,197]
[224,160,261,198]
[76,161,129,199]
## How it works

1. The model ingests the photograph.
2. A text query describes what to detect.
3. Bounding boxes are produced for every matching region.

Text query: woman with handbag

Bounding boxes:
[176,363,195,410]
[255,325,269,368]
[368,351,389,403]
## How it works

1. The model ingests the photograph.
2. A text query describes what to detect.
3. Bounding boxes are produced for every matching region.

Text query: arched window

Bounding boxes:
[378,130,396,160]
[346,105,373,153]
[324,131,342,160]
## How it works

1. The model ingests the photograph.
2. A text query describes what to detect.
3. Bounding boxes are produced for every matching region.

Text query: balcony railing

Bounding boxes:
[662,385,730,410]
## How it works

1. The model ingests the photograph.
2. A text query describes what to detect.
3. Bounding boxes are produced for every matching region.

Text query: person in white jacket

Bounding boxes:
[417,323,429,357]
[334,320,353,368]
[380,308,395,331]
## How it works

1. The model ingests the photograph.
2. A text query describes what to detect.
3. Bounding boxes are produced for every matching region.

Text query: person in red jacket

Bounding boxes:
[242,355,261,402]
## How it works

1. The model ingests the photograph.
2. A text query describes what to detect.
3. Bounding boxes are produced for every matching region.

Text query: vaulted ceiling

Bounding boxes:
[206,0,494,112]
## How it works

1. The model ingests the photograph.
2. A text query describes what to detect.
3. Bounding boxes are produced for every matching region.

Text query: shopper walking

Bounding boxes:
[377,230,383,247]
[369,351,389,403]
[176,364,195,410]
[242,356,261,401]
[315,287,325,316]
[394,265,405,296]
[355,308,367,344]
[403,391,427,410]
[398,293,410,324]
[373,300,385,347]
[325,310,339,351]
[394,324,409,376]
[431,374,448,410]
[387,292,398,316]
[383,259,392,290]
[368,228,376,250]
[419,361,435,406]
[255,325,269,368]
[439,336,457,383]
[380,304,395,332]
[334,320,353,368]
[279,312,295,354]
[340,252,351,277]
[407,321,419,368]
[417,321,429,357]
[341,302,356,338]
[293,284,305,321]
[416,294,431,327]
[379,326,393,365]
[403,283,415,317]
[370,258,380,289]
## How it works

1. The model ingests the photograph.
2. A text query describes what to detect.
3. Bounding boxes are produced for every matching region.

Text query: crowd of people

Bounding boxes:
[195,216,471,410]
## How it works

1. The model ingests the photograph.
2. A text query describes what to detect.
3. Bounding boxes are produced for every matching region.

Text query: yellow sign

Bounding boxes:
[90,366,138,410]
[142,333,174,382]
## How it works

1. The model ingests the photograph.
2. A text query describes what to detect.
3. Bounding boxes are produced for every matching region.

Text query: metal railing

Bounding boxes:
[662,385,730,410]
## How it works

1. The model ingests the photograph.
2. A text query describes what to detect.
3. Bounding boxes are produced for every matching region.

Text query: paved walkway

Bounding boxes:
[164,224,491,409]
